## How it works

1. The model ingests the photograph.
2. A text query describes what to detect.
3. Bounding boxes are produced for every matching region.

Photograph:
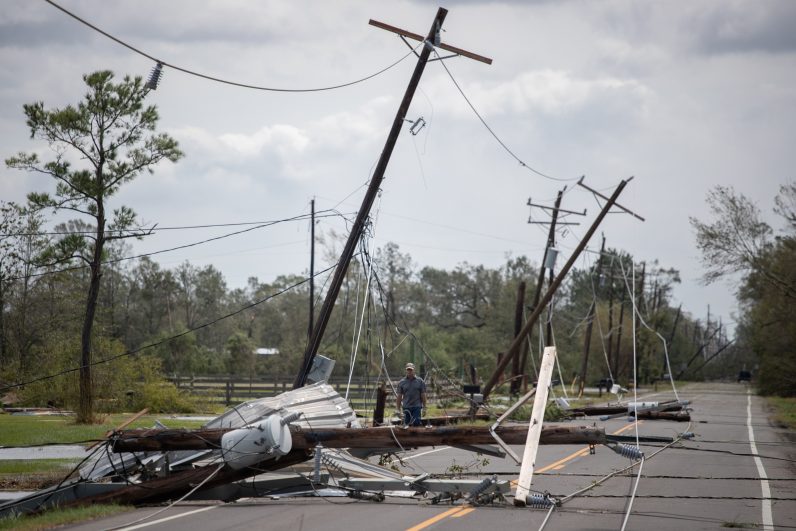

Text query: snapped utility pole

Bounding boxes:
[294,8,491,388]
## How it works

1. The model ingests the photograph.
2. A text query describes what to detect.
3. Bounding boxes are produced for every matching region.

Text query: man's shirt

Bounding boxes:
[398,376,426,408]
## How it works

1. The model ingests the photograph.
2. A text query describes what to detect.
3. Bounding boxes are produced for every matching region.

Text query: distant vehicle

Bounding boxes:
[737,370,752,382]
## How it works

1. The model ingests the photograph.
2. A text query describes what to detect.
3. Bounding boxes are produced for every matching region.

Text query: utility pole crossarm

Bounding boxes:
[527,200,586,217]
[369,18,493,65]
[577,176,645,222]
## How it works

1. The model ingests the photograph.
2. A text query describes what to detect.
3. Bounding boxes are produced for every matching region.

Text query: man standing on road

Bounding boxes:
[397,362,426,426]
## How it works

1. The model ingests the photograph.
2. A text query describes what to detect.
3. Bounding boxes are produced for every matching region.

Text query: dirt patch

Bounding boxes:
[0,471,73,490]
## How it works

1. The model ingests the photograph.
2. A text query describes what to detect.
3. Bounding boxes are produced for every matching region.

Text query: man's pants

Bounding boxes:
[403,406,422,426]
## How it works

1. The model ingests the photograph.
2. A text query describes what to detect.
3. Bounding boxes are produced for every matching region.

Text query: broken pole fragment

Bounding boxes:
[514,346,557,507]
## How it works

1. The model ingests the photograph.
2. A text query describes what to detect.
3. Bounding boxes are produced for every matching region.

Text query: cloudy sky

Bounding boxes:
[2,0,795,336]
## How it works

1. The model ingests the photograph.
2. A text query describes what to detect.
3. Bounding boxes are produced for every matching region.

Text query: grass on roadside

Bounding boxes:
[0,459,92,490]
[0,459,80,475]
[0,504,132,531]
[766,396,796,429]
[0,414,207,447]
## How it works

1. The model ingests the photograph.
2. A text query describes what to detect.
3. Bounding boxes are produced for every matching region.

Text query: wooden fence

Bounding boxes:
[169,375,391,410]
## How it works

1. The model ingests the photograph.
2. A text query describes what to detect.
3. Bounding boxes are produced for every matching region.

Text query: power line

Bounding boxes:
[0,212,354,237]
[43,0,419,93]
[432,49,579,183]
[0,258,346,393]
[6,210,343,281]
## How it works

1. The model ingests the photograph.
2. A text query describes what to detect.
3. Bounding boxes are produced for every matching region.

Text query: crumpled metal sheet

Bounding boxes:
[80,382,360,480]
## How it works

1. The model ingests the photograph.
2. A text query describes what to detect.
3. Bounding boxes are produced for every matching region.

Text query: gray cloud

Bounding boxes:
[688,2,796,55]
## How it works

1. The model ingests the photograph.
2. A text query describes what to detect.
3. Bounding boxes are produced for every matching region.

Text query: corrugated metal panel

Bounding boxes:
[81,383,359,480]
[207,382,360,430]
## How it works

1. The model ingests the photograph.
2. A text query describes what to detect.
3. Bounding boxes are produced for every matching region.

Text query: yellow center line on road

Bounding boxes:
[510,420,644,486]
[404,421,645,530]
[450,507,476,518]
[406,506,466,531]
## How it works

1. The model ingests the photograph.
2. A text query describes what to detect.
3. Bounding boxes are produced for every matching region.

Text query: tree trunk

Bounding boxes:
[78,204,105,423]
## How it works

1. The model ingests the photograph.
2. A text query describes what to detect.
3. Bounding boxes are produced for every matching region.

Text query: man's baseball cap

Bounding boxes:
[405,363,415,370]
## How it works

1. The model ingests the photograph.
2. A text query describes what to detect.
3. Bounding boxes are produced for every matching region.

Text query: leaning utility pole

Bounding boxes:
[482,179,630,400]
[294,8,491,388]
[577,233,606,397]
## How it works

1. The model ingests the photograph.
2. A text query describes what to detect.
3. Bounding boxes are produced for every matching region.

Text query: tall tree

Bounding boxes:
[6,71,183,422]
[690,185,794,298]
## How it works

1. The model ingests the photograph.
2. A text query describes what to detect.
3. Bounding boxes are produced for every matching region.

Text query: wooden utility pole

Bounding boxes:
[294,9,491,388]
[373,380,387,426]
[614,279,626,379]
[111,424,607,453]
[482,180,630,400]
[662,304,681,374]
[510,281,526,395]
[577,234,606,396]
[606,262,616,376]
[518,189,567,389]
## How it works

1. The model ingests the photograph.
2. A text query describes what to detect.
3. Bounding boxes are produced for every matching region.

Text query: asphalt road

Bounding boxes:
[67,382,795,530]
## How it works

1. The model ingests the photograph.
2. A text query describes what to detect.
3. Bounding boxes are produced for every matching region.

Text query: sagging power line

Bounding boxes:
[43,0,420,93]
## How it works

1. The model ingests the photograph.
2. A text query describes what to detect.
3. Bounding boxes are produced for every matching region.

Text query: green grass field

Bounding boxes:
[767,396,796,429]
[0,504,132,531]
[0,414,207,447]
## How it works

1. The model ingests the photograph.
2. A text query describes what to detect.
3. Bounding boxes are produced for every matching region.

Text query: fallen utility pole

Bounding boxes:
[567,400,685,417]
[62,450,312,509]
[294,8,491,388]
[633,410,690,421]
[482,179,630,400]
[110,424,608,453]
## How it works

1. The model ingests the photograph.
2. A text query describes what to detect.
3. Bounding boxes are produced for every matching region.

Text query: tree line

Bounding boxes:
[691,183,796,396]
[0,201,729,412]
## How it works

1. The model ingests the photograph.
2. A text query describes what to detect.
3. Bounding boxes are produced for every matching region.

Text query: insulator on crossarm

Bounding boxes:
[609,443,644,460]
